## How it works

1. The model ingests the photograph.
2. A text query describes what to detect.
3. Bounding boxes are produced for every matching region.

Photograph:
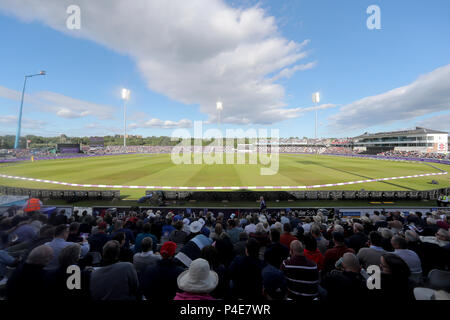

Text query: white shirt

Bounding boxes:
[244,223,256,234]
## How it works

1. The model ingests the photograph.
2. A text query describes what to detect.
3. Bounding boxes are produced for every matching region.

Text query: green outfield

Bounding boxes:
[0,153,449,200]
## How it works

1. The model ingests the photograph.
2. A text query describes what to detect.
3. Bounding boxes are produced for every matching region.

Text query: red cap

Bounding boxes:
[98,222,107,229]
[160,241,177,258]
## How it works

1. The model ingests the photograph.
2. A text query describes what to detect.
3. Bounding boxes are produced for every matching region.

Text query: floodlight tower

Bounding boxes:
[216,101,223,127]
[121,88,131,147]
[312,92,320,140]
[14,71,46,149]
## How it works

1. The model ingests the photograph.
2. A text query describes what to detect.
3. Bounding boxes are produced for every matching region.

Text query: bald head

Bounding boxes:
[290,240,304,256]
[342,252,360,273]
[26,245,53,266]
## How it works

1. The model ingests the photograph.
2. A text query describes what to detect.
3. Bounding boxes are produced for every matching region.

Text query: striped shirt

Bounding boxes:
[280,255,319,300]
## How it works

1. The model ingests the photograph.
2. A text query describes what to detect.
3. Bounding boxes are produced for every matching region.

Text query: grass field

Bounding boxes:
[0,153,449,200]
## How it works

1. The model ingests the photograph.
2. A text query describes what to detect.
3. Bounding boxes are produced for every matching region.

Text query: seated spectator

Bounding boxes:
[370,253,414,300]
[174,258,218,300]
[233,232,249,257]
[112,232,134,263]
[161,217,176,241]
[6,245,53,300]
[280,223,297,248]
[321,252,368,301]
[201,245,229,299]
[379,228,394,252]
[209,223,224,241]
[345,223,368,253]
[0,250,19,282]
[169,220,188,247]
[214,232,234,267]
[281,240,319,301]
[244,216,257,234]
[88,222,108,254]
[249,223,271,248]
[140,241,184,301]
[420,228,450,248]
[229,238,264,300]
[45,224,89,270]
[264,229,289,269]
[311,224,329,255]
[109,220,135,249]
[45,244,91,301]
[133,237,161,275]
[226,219,243,245]
[262,264,287,300]
[66,222,82,243]
[174,221,213,268]
[134,223,158,253]
[357,231,386,269]
[405,229,449,274]
[90,240,139,300]
[303,234,324,271]
[391,235,422,283]
[421,217,440,237]
[323,232,355,273]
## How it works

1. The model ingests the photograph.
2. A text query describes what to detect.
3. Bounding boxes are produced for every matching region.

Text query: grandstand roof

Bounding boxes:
[354,127,448,139]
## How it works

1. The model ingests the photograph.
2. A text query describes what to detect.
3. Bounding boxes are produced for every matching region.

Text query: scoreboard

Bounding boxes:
[90,136,104,147]
[57,144,80,154]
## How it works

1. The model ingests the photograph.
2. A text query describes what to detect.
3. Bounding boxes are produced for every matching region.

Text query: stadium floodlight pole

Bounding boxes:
[121,88,131,148]
[14,71,46,149]
[216,101,223,127]
[312,92,320,140]
[312,92,320,156]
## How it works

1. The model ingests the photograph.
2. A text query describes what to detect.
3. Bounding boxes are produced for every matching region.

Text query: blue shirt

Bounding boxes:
[44,238,89,270]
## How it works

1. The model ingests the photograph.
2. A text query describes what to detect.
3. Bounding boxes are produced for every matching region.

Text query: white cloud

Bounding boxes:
[328,64,450,132]
[36,91,114,119]
[0,114,46,129]
[0,0,315,125]
[129,118,192,129]
[416,113,450,132]
[0,85,115,120]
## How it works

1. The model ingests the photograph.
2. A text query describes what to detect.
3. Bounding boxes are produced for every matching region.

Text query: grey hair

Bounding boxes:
[334,224,344,234]
[59,244,81,267]
[405,230,419,242]
[379,228,393,239]
[26,245,54,266]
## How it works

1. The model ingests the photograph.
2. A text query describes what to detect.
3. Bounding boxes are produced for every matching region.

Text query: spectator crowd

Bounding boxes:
[0,204,449,301]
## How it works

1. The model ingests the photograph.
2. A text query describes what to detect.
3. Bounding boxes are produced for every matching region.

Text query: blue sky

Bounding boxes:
[0,0,449,138]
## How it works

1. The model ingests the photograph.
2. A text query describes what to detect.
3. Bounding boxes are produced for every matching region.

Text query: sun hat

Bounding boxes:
[189,221,203,233]
[413,287,450,300]
[177,258,218,293]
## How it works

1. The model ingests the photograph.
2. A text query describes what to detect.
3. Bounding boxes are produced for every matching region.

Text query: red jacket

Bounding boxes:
[280,233,298,248]
[304,249,324,271]
[323,245,355,272]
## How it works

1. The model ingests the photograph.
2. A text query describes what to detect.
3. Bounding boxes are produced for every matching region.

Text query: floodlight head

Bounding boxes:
[312,92,320,104]
[39,70,46,75]
[216,101,223,111]
[121,88,130,100]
